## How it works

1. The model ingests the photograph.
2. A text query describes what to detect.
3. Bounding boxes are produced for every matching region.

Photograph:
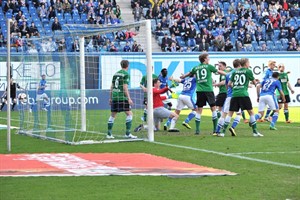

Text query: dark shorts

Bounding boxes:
[278,95,291,103]
[215,93,227,107]
[196,92,216,107]
[229,96,253,112]
[143,97,147,105]
[111,100,131,112]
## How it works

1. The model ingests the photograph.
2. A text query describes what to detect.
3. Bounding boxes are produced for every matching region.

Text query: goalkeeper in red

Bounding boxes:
[107,60,137,139]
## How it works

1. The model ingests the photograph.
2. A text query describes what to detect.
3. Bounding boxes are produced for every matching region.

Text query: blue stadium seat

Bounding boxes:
[266,40,274,47]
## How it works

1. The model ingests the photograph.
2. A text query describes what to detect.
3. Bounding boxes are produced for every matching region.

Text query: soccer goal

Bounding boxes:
[4,20,154,145]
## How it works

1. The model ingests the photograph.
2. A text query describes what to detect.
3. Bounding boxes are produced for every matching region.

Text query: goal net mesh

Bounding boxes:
[8,20,152,144]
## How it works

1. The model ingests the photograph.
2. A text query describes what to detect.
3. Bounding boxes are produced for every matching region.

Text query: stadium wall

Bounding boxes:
[0,52,299,110]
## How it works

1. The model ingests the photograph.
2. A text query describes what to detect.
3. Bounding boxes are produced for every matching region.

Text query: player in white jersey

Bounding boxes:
[214,59,243,137]
[255,72,285,130]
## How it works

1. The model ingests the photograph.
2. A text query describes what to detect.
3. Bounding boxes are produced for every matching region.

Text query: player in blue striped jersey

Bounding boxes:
[255,72,285,130]
[164,74,197,130]
[260,60,276,121]
[214,59,243,137]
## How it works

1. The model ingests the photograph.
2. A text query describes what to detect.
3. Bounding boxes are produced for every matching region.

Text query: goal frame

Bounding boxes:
[6,20,154,150]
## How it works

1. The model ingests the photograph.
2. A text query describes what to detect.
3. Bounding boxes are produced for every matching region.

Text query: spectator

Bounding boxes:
[125,29,137,41]
[186,24,197,47]
[261,43,268,51]
[278,28,288,39]
[109,42,118,52]
[197,38,209,52]
[29,22,40,37]
[19,21,30,38]
[51,17,62,32]
[155,23,164,37]
[161,33,171,51]
[137,44,143,52]
[169,21,181,37]
[115,30,126,41]
[224,39,233,51]
[62,0,71,13]
[295,78,300,87]
[212,35,225,51]
[123,42,131,52]
[47,6,56,20]
[55,0,63,13]
[57,38,66,52]
[243,33,252,47]
[132,41,139,52]
[132,2,142,31]
[265,20,274,41]
[72,39,80,52]
[145,7,153,19]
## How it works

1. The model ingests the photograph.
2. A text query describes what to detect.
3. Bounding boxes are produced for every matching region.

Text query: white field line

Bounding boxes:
[231,151,300,155]
[153,141,300,169]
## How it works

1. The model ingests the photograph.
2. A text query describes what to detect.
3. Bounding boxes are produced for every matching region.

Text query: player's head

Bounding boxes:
[41,74,46,79]
[278,63,285,72]
[218,61,226,70]
[199,53,209,64]
[120,60,129,69]
[161,68,168,77]
[240,58,249,68]
[232,59,241,68]
[272,72,280,79]
[153,78,161,88]
[268,60,276,70]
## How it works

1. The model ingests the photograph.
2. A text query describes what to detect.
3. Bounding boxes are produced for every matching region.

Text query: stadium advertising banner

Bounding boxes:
[0,62,61,91]
[100,53,300,107]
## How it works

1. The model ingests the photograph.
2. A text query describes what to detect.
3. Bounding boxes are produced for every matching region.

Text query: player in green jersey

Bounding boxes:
[107,60,137,139]
[181,53,227,135]
[213,61,227,119]
[277,64,295,123]
[221,58,263,137]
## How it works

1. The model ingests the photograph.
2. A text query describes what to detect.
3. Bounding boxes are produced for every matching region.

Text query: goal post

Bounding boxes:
[4,20,154,145]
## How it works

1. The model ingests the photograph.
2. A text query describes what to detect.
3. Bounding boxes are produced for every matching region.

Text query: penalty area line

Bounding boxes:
[153,141,300,169]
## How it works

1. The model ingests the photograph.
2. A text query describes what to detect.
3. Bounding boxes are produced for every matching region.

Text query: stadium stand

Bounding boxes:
[0,0,299,52]
[131,0,300,52]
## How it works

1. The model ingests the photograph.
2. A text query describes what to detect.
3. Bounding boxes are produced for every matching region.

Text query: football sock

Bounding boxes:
[107,116,115,135]
[222,116,231,133]
[216,117,224,133]
[284,109,289,121]
[217,110,221,118]
[212,110,218,132]
[0,103,5,110]
[270,110,275,117]
[185,111,196,123]
[271,112,279,127]
[195,113,201,133]
[125,115,133,135]
[255,113,262,120]
[231,115,241,129]
[12,103,16,110]
[143,109,147,121]
[165,117,172,127]
[170,116,178,129]
[242,111,246,120]
[264,108,271,119]
[250,115,257,134]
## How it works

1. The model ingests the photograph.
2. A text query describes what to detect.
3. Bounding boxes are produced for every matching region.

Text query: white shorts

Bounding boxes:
[258,95,278,112]
[176,94,195,111]
[153,107,172,125]
[222,96,241,114]
[36,93,48,101]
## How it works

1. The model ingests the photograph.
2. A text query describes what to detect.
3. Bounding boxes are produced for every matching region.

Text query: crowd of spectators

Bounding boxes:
[0,0,145,52]
[131,0,300,52]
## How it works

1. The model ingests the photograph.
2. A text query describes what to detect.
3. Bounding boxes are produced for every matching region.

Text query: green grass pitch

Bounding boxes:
[0,107,299,200]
